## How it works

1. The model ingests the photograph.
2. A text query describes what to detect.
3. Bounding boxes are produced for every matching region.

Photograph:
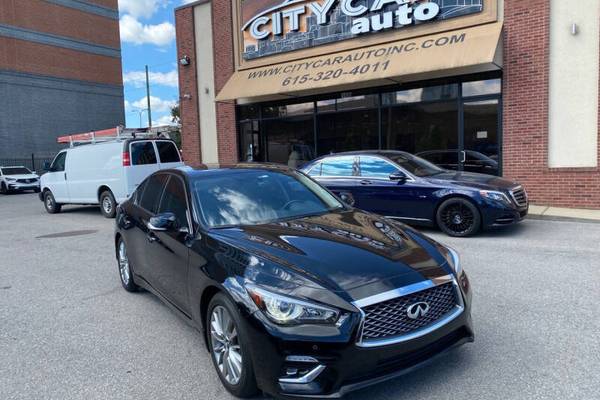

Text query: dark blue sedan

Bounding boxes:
[301,151,528,237]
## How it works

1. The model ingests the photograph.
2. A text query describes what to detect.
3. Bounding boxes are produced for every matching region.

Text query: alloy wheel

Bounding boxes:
[45,195,53,210]
[210,305,243,385]
[441,202,475,235]
[102,196,113,215]
[118,240,130,285]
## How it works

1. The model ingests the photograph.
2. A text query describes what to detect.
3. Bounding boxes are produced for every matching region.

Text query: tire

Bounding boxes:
[0,182,7,194]
[43,191,62,214]
[116,237,139,292]
[100,190,117,218]
[436,197,481,237]
[33,188,41,193]
[207,293,258,398]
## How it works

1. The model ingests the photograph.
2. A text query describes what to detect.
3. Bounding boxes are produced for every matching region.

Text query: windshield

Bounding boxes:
[1,167,31,175]
[388,153,445,177]
[192,169,344,228]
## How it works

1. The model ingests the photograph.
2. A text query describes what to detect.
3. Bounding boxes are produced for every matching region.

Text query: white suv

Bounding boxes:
[40,138,183,218]
[0,166,40,194]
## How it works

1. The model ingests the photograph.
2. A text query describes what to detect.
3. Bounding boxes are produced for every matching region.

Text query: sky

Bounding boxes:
[118,0,196,128]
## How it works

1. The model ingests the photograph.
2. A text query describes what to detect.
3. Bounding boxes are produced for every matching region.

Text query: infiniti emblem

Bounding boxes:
[406,301,430,319]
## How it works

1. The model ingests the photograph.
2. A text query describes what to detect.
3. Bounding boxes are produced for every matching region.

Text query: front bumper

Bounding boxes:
[481,202,528,228]
[240,282,473,399]
[6,182,40,191]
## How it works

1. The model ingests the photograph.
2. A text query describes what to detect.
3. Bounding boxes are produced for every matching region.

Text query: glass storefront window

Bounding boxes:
[381,101,459,155]
[263,116,315,168]
[382,84,458,105]
[462,79,501,97]
[336,94,379,111]
[316,99,336,113]
[317,109,379,156]
[262,102,314,118]
[238,104,259,120]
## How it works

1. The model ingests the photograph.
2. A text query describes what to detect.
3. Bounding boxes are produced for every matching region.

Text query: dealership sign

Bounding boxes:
[241,0,483,60]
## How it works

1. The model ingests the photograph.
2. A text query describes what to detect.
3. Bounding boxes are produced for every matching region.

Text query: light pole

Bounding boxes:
[131,108,148,128]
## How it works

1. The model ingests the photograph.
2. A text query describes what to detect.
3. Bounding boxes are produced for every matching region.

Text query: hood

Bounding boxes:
[3,174,38,180]
[427,170,518,191]
[209,210,453,302]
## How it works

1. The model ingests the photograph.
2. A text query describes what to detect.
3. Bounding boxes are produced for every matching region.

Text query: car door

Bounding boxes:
[355,156,433,222]
[45,151,70,202]
[144,174,191,316]
[127,173,169,281]
[155,141,183,169]
[309,156,359,205]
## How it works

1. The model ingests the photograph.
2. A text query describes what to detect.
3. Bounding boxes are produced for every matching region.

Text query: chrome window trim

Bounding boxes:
[353,274,464,348]
[385,216,431,222]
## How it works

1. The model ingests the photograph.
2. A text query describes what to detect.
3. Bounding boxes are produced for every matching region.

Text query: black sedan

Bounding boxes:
[114,165,473,399]
[301,151,528,237]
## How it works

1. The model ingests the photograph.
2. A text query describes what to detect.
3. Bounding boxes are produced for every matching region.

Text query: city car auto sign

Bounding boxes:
[240,0,484,59]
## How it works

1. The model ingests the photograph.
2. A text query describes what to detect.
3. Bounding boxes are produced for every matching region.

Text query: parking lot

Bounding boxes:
[1,192,599,400]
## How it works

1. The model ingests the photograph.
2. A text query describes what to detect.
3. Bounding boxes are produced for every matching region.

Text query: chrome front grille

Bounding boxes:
[510,186,528,207]
[359,282,459,344]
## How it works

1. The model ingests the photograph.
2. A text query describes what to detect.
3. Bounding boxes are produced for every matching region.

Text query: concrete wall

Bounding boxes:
[0,71,124,159]
[194,4,219,167]
[548,0,599,168]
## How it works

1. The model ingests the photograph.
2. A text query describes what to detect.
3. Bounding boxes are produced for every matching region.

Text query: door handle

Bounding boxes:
[460,151,466,163]
[64,172,67,180]
[359,180,372,185]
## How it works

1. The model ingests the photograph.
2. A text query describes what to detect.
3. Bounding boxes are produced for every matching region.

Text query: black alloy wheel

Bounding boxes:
[436,197,481,237]
[43,191,62,214]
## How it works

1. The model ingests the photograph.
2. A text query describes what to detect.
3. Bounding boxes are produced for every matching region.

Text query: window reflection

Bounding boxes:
[263,116,314,167]
[382,84,457,105]
[462,79,501,97]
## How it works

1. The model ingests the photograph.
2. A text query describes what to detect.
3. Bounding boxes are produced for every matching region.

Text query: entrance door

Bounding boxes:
[461,99,501,175]
[240,121,264,162]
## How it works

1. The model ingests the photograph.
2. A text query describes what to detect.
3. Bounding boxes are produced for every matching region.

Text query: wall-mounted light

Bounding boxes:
[571,23,579,36]
[182,93,192,100]
[179,55,191,66]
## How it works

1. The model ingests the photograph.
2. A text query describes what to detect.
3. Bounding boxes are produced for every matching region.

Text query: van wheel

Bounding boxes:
[44,191,62,214]
[100,190,116,218]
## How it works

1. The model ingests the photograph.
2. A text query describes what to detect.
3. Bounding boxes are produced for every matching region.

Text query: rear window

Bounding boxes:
[156,141,181,163]
[131,142,157,165]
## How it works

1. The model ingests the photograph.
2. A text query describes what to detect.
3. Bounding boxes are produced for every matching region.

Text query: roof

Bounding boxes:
[176,163,294,178]
[310,150,412,162]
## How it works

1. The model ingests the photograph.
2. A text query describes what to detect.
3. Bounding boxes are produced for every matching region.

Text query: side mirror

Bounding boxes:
[42,161,51,171]
[389,171,408,183]
[147,212,179,231]
[338,192,355,207]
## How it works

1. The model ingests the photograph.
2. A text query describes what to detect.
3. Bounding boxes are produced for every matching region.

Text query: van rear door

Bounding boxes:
[155,140,183,169]
[126,141,160,197]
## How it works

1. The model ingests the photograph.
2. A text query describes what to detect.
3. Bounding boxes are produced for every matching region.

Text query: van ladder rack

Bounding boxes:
[57,126,174,147]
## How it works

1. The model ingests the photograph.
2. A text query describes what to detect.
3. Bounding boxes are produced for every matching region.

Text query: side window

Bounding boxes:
[307,163,322,177]
[157,176,189,228]
[359,157,398,179]
[133,179,148,205]
[50,152,67,172]
[321,156,356,177]
[156,141,181,163]
[130,142,157,165]
[139,174,168,213]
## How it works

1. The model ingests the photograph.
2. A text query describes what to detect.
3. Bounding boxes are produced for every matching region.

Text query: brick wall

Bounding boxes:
[175,6,203,167]
[503,0,600,209]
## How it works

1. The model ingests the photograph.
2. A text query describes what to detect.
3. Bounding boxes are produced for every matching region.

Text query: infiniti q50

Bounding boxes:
[114,165,473,398]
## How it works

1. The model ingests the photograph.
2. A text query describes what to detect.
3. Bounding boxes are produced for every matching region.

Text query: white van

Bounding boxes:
[40,138,183,217]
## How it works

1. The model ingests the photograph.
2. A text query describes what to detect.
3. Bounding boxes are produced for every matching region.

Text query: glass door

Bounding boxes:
[461,99,500,175]
[239,120,264,162]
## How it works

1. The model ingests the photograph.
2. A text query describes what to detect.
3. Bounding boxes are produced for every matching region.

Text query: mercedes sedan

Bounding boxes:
[114,164,473,399]
[301,151,528,237]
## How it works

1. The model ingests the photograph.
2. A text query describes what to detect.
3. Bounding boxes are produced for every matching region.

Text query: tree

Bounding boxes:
[169,102,182,149]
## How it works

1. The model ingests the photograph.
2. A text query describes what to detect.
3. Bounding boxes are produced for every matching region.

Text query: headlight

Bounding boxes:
[435,243,462,276]
[5,177,16,182]
[246,286,339,325]
[480,190,512,206]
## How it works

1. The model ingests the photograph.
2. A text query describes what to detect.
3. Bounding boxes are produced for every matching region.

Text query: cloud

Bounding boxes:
[131,96,177,113]
[123,69,179,88]
[153,115,178,126]
[120,14,175,47]
[118,0,167,19]
[180,0,198,4]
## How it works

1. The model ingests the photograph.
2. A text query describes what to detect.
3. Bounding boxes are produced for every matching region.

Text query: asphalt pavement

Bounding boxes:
[1,193,599,400]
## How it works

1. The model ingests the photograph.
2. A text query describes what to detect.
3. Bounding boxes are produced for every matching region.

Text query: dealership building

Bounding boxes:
[175,0,600,209]
[0,0,124,160]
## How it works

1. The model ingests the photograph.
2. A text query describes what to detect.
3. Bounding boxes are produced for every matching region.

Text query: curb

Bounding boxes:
[527,205,600,224]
